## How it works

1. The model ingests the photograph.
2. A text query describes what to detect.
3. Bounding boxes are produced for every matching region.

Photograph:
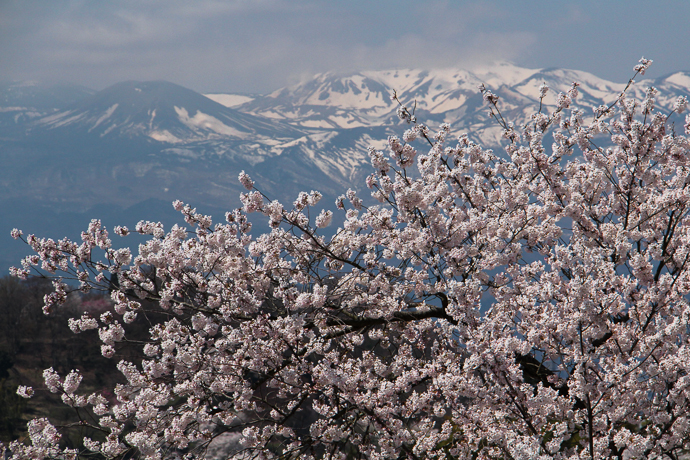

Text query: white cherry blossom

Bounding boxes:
[6,58,690,460]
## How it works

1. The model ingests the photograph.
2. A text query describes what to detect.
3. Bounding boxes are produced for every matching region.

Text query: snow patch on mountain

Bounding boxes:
[40,110,87,129]
[471,62,541,88]
[174,106,248,139]
[204,94,254,108]
[666,72,690,88]
[149,130,182,143]
[89,104,118,132]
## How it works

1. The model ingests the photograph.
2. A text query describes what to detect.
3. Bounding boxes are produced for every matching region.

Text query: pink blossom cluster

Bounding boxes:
[6,58,690,459]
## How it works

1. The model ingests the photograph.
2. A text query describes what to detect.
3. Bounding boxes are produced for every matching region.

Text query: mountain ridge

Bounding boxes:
[3,63,690,212]
[3,63,690,271]
[28,80,304,143]
[0,63,690,268]
[231,64,690,130]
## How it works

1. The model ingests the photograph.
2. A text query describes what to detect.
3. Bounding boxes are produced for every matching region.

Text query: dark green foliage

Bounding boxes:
[0,275,173,447]
[0,276,115,444]
[0,377,27,441]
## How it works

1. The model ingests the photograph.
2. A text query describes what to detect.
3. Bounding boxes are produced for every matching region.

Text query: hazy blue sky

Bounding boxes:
[2,0,689,93]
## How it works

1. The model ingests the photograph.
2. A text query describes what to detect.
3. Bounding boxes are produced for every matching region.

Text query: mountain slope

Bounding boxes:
[234,63,541,128]
[0,81,94,131]
[3,64,690,273]
[235,64,690,132]
[31,81,304,143]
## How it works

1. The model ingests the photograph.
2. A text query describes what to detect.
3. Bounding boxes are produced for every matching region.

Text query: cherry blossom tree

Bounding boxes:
[5,57,690,459]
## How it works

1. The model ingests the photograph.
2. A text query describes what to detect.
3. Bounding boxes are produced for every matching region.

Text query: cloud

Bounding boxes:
[1,0,689,93]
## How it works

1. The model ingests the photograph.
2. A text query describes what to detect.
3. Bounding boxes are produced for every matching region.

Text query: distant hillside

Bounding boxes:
[2,64,690,272]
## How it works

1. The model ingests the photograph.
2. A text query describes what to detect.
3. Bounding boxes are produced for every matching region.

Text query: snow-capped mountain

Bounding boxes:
[3,64,690,207]
[3,63,690,271]
[31,80,302,143]
[235,63,690,132]
[233,62,541,129]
